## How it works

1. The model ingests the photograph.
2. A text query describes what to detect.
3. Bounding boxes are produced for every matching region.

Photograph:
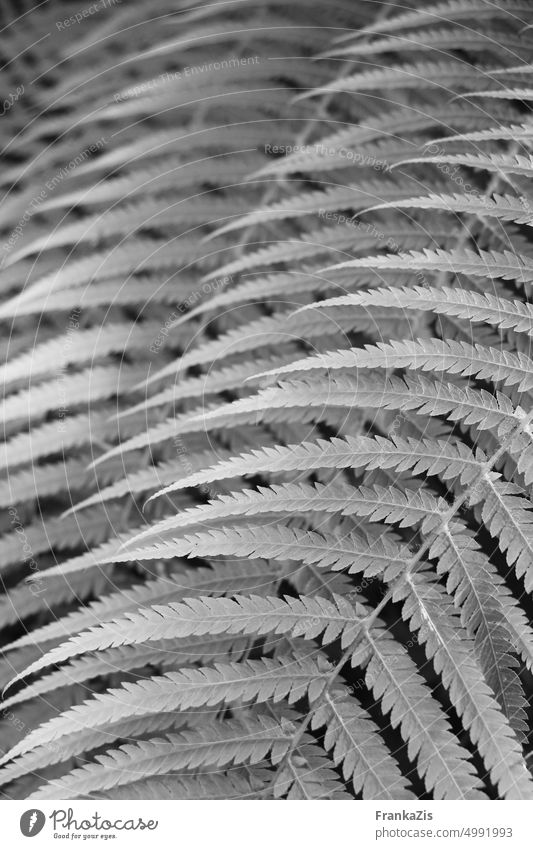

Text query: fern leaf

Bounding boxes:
[128,452,476,548]
[254,339,533,393]
[312,689,416,799]
[1,637,248,712]
[307,285,533,336]
[0,322,167,387]
[367,192,533,227]
[210,178,420,238]
[0,712,196,788]
[0,657,328,766]
[433,120,533,144]
[0,365,144,426]
[95,770,266,800]
[431,523,530,736]
[395,568,533,799]
[273,741,352,799]
[8,595,361,679]
[346,0,533,41]
[11,560,283,650]
[29,716,296,799]
[357,625,486,799]
[477,478,533,591]
[329,27,533,61]
[399,150,533,178]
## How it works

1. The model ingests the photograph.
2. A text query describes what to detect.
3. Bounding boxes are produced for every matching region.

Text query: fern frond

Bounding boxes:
[0,364,144,425]
[431,523,530,735]
[273,741,352,799]
[478,478,533,591]
[127,452,475,547]
[254,339,533,393]
[201,224,454,282]
[118,354,299,420]
[140,432,479,507]
[9,237,202,304]
[0,458,90,506]
[356,625,487,799]
[11,560,283,650]
[8,595,360,679]
[398,150,533,178]
[366,192,533,228]
[0,656,328,766]
[0,637,248,712]
[95,770,265,800]
[432,120,533,144]
[29,716,296,799]
[328,27,533,61]
[0,711,196,789]
[395,568,533,799]
[3,0,533,803]
[344,0,533,41]
[307,285,533,336]
[0,411,109,469]
[0,321,167,387]
[255,103,492,177]
[303,60,503,98]
[312,689,416,799]
[210,177,420,237]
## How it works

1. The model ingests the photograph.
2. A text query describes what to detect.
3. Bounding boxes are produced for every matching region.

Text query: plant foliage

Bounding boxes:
[1,0,533,800]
